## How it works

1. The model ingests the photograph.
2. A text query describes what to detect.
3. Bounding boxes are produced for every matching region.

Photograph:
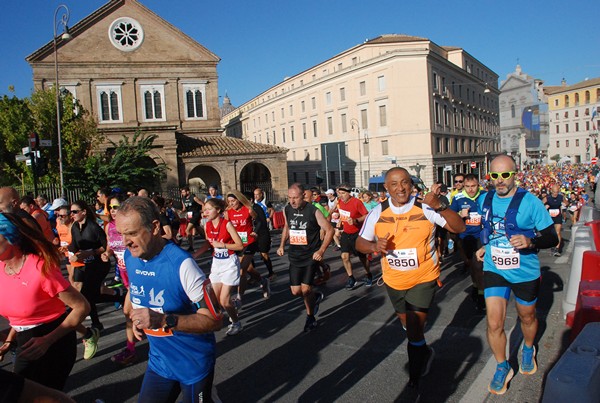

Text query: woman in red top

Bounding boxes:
[193,198,244,335]
[0,213,89,390]
[225,190,270,303]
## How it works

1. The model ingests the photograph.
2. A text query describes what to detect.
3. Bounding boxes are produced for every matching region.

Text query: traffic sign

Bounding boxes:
[592,157,598,165]
[15,155,28,162]
[470,161,477,169]
[29,132,38,149]
[22,146,30,156]
[39,139,52,147]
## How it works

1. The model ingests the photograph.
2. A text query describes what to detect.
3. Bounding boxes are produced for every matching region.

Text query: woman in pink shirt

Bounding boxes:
[0,212,89,391]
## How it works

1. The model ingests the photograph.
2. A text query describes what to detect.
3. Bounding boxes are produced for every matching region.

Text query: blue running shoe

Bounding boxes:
[488,361,514,395]
[519,345,537,375]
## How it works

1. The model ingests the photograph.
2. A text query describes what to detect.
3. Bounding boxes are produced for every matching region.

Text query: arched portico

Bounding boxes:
[239,162,273,200]
[187,165,222,192]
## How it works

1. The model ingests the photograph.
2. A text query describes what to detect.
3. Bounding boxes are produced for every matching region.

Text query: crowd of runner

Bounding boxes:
[0,160,596,401]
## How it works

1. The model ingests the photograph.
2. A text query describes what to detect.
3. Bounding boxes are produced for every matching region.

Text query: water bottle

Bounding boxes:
[448,238,454,252]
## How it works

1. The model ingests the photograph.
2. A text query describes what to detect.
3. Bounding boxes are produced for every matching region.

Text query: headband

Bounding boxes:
[0,214,20,245]
[337,187,351,193]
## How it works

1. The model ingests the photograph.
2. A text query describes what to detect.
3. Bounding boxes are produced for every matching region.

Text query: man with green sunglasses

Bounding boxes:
[475,155,557,395]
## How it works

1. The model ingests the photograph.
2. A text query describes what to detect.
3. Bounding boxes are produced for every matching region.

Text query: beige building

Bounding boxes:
[546,78,600,163]
[26,0,288,200]
[222,34,500,188]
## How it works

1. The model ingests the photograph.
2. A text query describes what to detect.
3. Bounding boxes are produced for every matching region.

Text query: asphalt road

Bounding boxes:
[1,226,575,403]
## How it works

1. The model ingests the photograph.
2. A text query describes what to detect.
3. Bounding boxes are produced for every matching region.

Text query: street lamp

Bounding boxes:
[350,118,362,187]
[54,4,71,198]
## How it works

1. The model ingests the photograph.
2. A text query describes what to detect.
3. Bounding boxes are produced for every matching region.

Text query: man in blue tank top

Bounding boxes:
[476,155,556,396]
[117,197,222,403]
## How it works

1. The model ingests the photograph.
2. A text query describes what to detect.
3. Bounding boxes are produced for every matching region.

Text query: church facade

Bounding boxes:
[26,0,288,200]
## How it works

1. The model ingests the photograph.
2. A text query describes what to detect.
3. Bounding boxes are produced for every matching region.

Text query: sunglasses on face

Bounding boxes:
[489,171,517,180]
[109,205,120,210]
[455,180,464,183]
[70,209,82,215]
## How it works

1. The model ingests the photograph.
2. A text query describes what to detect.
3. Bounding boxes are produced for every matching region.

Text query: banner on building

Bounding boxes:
[521,105,540,148]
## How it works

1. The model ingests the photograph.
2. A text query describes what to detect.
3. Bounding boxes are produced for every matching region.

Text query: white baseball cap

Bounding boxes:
[325,189,335,195]
[50,198,69,210]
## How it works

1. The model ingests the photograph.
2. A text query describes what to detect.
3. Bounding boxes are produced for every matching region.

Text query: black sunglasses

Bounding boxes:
[70,209,82,215]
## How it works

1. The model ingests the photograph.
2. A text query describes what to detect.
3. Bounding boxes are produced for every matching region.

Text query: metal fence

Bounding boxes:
[16,183,94,205]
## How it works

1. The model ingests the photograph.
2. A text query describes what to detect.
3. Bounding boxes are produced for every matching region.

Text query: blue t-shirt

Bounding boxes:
[125,243,215,384]
[450,191,485,239]
[478,190,553,283]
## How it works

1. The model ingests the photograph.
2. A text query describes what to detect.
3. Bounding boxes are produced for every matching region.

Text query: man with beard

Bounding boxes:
[476,155,556,395]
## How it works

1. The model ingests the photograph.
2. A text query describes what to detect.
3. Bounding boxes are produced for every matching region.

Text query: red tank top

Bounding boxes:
[205,218,234,256]
[227,206,255,246]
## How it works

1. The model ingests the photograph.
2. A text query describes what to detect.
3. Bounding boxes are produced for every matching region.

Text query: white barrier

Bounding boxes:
[579,205,600,223]
[542,322,600,403]
[562,226,596,317]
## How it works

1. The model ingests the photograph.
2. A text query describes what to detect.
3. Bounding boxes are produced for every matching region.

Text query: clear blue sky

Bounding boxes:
[1,0,598,106]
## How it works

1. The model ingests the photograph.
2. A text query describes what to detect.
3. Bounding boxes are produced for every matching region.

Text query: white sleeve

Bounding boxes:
[422,203,448,228]
[358,205,382,241]
[179,257,207,303]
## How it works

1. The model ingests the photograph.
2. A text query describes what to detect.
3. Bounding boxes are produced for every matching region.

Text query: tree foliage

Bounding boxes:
[0,87,102,187]
[29,88,102,180]
[0,92,34,185]
[66,131,167,195]
[550,154,561,162]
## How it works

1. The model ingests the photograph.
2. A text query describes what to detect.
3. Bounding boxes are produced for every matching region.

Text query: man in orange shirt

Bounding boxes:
[356,167,465,390]
[20,195,56,243]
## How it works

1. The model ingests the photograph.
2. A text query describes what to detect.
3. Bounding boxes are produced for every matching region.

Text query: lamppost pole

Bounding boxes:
[364,131,370,185]
[54,4,70,198]
[350,118,362,187]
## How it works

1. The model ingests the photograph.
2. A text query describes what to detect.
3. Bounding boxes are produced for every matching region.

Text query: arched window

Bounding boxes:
[97,85,122,123]
[182,82,207,120]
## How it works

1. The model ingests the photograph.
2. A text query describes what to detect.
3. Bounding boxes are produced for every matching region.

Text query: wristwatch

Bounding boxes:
[163,314,178,331]
[529,237,537,249]
[436,198,449,212]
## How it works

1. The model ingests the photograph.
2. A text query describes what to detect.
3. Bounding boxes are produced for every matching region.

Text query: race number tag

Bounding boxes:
[214,248,229,259]
[491,246,520,270]
[549,209,560,217]
[339,209,350,222]
[187,211,193,219]
[466,212,481,226]
[114,250,126,268]
[289,229,308,245]
[331,211,340,224]
[238,231,248,243]
[386,248,419,271]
